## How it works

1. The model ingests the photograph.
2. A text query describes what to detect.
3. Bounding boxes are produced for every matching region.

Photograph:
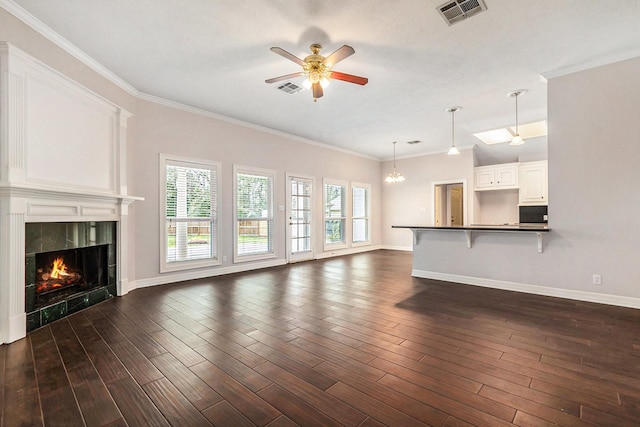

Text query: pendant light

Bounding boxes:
[384,141,405,183]
[446,107,461,155]
[508,90,527,146]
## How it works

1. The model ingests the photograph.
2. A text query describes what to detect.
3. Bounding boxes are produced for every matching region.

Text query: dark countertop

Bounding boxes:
[392,224,550,232]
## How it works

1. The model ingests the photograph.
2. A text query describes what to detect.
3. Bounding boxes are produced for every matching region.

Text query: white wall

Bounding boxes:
[381,148,475,250]
[410,56,640,306]
[132,99,382,284]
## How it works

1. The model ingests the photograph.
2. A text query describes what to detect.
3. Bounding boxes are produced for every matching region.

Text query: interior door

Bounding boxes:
[448,184,464,226]
[287,175,314,263]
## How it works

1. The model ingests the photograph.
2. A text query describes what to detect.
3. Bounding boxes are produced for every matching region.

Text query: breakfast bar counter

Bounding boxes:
[392,224,550,253]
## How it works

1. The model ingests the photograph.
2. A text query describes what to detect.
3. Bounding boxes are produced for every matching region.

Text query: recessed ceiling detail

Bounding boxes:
[473,120,548,145]
[437,0,487,26]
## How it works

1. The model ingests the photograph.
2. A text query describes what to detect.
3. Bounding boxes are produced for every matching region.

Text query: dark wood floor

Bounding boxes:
[2,250,640,426]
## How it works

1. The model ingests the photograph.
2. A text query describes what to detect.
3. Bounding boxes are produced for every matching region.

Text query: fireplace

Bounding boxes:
[25,222,117,332]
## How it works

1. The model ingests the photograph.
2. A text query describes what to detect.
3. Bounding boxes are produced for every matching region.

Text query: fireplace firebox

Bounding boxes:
[34,245,108,306]
[25,221,117,331]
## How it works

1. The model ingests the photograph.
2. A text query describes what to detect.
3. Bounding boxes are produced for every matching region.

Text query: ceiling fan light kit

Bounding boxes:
[266,44,368,101]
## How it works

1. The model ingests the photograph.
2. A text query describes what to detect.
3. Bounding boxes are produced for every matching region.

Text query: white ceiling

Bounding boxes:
[6,0,640,161]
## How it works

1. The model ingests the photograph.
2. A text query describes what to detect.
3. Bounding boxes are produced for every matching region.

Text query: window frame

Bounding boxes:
[233,165,277,263]
[323,178,349,250]
[351,182,371,246]
[159,153,221,273]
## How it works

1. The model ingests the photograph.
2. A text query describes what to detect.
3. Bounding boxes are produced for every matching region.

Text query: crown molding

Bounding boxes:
[1,0,137,95]
[0,0,377,162]
[137,92,379,161]
[542,48,640,81]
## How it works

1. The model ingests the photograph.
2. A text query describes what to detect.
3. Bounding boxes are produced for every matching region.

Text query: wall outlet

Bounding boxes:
[592,274,602,285]
[222,255,227,263]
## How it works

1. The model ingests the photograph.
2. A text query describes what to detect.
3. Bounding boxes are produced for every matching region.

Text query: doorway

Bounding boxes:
[433,180,466,226]
[286,174,315,263]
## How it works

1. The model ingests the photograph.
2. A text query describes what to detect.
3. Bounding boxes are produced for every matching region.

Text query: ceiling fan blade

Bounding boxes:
[270,47,306,66]
[322,45,355,68]
[312,82,324,99]
[329,71,369,86]
[265,72,305,84]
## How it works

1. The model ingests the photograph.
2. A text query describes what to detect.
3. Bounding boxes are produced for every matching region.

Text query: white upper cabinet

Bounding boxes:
[519,160,548,205]
[474,163,519,190]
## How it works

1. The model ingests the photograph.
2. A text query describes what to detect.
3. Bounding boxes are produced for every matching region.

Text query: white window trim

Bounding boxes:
[234,165,277,263]
[351,182,371,247]
[159,153,221,273]
[323,178,349,251]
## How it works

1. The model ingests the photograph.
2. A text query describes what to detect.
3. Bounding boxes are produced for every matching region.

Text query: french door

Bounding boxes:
[286,175,314,263]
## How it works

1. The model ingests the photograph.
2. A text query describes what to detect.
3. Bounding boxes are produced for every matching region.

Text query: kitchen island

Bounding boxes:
[392,224,550,253]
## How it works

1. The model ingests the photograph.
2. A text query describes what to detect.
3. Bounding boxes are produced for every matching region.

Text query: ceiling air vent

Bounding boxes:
[276,81,303,94]
[437,0,487,26]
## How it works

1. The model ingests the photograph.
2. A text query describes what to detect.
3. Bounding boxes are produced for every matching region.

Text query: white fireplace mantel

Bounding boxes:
[0,42,142,344]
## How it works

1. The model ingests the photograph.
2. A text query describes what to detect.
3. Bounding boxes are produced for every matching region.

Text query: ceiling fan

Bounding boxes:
[265,44,368,101]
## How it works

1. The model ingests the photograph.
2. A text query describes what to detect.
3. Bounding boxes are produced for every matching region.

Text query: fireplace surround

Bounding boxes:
[25,221,116,332]
[0,43,141,343]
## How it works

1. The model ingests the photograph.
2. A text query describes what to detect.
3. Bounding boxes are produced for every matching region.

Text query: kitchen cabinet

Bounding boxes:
[519,160,548,205]
[474,163,519,190]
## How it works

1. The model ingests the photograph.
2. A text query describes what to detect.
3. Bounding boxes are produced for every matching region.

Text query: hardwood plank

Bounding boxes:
[5,250,640,427]
[326,381,431,427]
[2,338,43,427]
[67,313,129,385]
[316,360,450,426]
[194,342,271,391]
[95,303,168,358]
[150,329,205,367]
[143,377,212,426]
[264,414,301,427]
[246,341,337,391]
[91,316,164,385]
[149,352,223,411]
[385,373,517,426]
[49,319,122,426]
[190,360,280,425]
[156,318,209,348]
[258,384,344,427]
[107,377,170,426]
[255,361,367,426]
[201,400,255,427]
[198,329,265,367]
[246,329,325,367]
[0,343,5,426]
[30,326,84,427]
[478,385,591,426]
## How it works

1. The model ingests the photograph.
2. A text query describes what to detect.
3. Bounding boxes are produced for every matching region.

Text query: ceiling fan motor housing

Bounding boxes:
[304,44,328,83]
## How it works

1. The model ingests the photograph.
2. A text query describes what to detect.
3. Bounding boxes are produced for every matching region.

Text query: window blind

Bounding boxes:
[236,171,274,256]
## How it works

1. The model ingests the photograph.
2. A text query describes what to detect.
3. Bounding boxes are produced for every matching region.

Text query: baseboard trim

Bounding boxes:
[380,245,413,252]
[132,259,287,290]
[314,244,382,260]
[412,270,640,309]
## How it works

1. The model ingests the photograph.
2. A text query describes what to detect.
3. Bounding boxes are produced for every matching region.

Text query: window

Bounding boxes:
[160,155,219,272]
[324,180,347,248]
[235,166,275,261]
[352,183,371,245]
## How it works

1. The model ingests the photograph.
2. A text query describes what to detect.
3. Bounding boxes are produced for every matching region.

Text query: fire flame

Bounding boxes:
[50,257,71,279]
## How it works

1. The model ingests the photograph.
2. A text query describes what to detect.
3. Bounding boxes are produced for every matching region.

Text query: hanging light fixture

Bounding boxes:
[508,90,527,146]
[446,106,461,155]
[384,141,405,183]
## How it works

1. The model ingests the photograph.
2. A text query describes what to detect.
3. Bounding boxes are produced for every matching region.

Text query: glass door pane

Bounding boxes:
[288,176,314,262]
